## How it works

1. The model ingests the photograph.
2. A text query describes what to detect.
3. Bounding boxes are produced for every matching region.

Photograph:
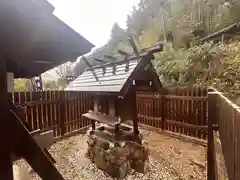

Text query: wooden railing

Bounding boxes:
[209,89,240,180]
[136,87,208,139]
[10,91,94,138]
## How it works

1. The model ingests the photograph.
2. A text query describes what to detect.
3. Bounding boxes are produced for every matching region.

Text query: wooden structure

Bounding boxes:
[66,42,163,142]
[0,1,94,179]
[137,87,208,139]
[208,88,240,180]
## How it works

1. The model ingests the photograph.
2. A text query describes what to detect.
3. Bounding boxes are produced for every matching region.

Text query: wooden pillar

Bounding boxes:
[10,111,64,180]
[59,91,66,137]
[0,57,13,180]
[207,92,218,180]
[93,96,99,112]
[161,95,165,130]
[108,98,116,116]
[92,96,98,131]
[132,83,139,137]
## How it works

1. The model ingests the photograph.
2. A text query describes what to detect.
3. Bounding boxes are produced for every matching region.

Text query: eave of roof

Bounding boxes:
[0,0,94,78]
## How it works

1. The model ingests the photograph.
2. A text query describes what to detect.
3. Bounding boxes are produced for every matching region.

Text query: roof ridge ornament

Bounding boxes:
[82,56,99,81]
[112,65,116,75]
[128,36,140,59]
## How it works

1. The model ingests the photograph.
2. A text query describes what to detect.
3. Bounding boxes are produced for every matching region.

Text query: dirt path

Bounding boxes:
[15,129,207,180]
[142,130,207,180]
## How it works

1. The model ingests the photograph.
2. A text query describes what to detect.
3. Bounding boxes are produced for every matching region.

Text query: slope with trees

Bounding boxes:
[71,0,240,103]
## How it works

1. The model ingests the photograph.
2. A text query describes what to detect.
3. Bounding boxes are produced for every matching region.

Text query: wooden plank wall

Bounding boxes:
[216,91,240,180]
[9,91,93,138]
[137,87,208,139]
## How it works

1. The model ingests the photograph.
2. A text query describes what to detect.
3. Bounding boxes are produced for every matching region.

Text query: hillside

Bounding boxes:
[70,0,240,104]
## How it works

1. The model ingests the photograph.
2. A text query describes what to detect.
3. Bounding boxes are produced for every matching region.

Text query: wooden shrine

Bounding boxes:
[0,1,94,179]
[66,41,163,178]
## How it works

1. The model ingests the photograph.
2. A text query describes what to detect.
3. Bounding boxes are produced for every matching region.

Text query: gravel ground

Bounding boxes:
[15,129,207,180]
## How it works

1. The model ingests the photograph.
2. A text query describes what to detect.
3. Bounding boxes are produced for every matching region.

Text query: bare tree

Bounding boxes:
[54,62,72,78]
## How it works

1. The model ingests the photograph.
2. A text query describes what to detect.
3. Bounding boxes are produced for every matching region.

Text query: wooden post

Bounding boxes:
[59,92,66,137]
[92,96,98,131]
[132,85,139,139]
[108,98,116,116]
[10,111,64,180]
[0,57,13,180]
[161,95,165,130]
[207,92,218,180]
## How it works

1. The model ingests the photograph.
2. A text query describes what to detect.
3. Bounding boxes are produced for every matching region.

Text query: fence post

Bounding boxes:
[161,94,165,130]
[207,92,219,180]
[59,92,66,137]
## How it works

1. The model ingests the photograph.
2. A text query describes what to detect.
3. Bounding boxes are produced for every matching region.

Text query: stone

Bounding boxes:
[87,129,94,135]
[105,164,120,178]
[131,160,149,173]
[93,145,101,156]
[87,137,96,146]
[85,149,90,157]
[96,138,110,150]
[89,149,95,161]
[119,161,131,179]
[94,151,107,170]
[86,132,149,179]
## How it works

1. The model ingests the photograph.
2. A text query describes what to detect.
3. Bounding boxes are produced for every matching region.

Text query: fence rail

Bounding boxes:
[10,87,208,140]
[137,87,208,139]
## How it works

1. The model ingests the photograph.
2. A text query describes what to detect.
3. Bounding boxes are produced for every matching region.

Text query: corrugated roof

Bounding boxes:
[65,60,138,92]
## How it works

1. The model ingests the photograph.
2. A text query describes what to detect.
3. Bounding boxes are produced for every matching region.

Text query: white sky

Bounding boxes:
[48,0,139,47]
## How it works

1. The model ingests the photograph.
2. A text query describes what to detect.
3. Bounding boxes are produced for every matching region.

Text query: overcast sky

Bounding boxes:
[48,0,139,47]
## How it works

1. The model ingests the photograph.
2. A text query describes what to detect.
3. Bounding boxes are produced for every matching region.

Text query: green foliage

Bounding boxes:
[57,78,67,90]
[43,80,58,90]
[154,42,223,86]
[14,79,31,92]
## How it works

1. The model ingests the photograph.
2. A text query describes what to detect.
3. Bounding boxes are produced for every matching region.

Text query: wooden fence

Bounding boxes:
[10,91,93,138]
[210,90,240,180]
[136,87,208,139]
[10,87,208,140]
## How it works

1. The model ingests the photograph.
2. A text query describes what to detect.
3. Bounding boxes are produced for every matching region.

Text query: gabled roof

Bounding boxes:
[66,43,164,95]
[66,60,138,93]
[1,0,94,78]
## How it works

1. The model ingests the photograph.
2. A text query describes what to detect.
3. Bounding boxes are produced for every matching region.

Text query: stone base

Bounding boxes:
[86,134,149,179]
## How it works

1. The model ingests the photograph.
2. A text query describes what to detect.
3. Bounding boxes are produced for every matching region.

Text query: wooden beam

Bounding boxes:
[9,110,64,180]
[94,58,107,63]
[104,55,117,61]
[85,43,163,71]
[0,56,13,179]
[82,56,99,81]
[207,92,218,180]
[128,36,140,58]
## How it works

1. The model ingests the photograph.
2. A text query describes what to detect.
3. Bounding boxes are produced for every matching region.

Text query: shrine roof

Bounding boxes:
[65,43,164,95]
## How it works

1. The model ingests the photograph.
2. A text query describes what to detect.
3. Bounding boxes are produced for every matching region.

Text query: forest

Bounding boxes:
[16,0,240,104]
[72,0,240,104]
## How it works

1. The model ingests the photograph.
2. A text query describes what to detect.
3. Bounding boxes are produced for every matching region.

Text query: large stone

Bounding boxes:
[105,161,131,179]
[86,132,149,179]
[131,160,149,173]
[87,136,96,146]
[96,138,110,150]
[119,161,131,179]
[89,149,95,161]
[94,151,107,170]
